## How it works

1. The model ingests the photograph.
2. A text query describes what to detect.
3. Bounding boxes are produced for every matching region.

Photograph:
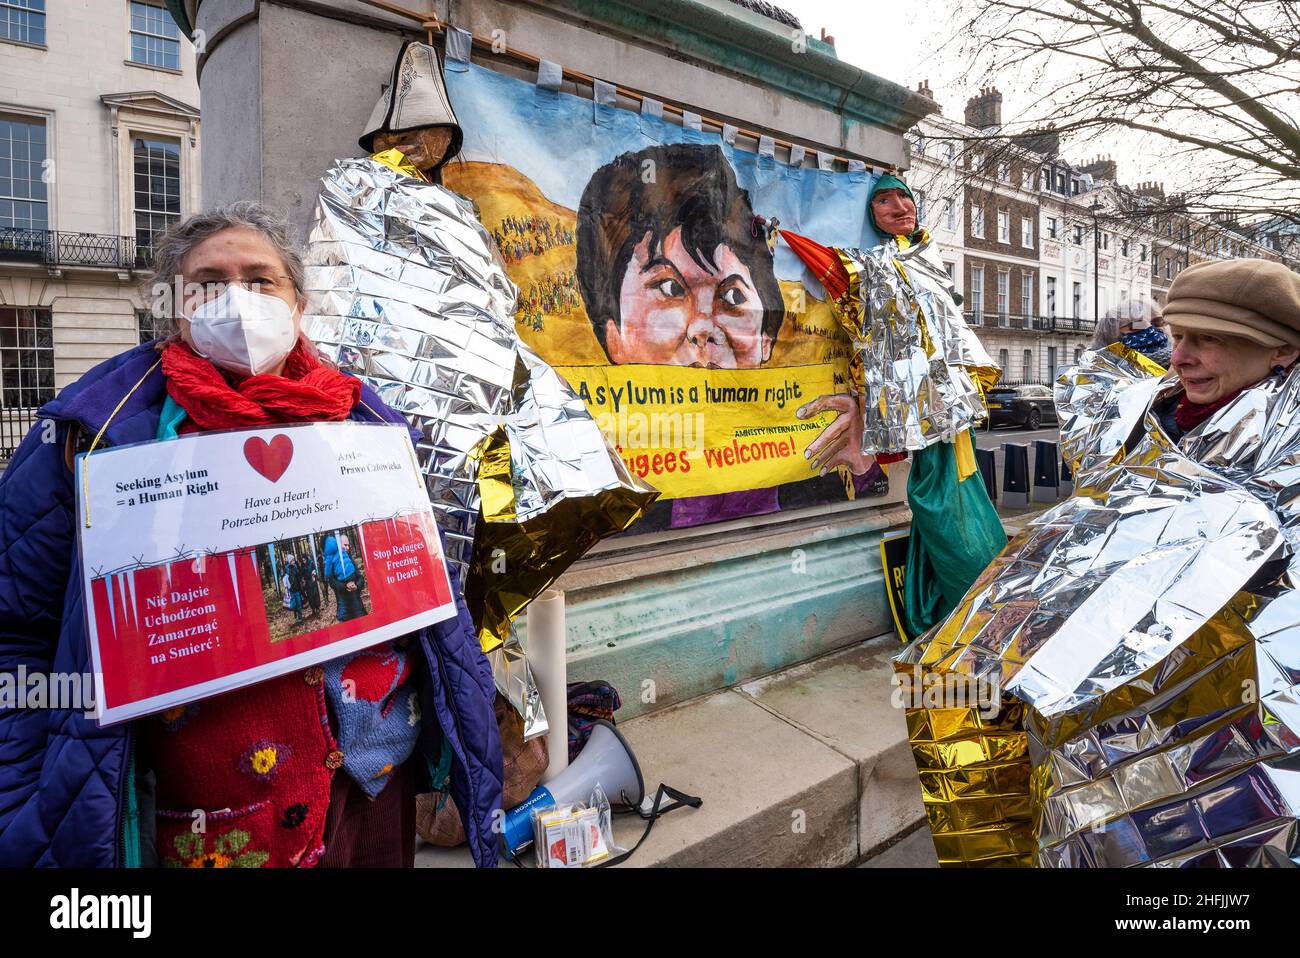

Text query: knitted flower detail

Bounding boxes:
[281,803,309,829]
[166,830,269,868]
[238,740,291,782]
[158,703,199,733]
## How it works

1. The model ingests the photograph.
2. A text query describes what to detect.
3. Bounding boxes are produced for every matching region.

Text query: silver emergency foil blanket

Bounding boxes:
[305,156,517,584]
[303,155,655,737]
[840,235,998,455]
[898,345,1300,866]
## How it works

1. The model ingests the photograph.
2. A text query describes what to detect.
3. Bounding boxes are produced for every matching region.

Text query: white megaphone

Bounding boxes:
[502,719,644,857]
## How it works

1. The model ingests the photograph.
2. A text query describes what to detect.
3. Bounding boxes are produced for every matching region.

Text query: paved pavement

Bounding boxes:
[417,636,929,868]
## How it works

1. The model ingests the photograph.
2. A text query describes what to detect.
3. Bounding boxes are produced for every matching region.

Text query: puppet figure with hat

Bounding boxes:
[782,171,1005,640]
[300,40,657,858]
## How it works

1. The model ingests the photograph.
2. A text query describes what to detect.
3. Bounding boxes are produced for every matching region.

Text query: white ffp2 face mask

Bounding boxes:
[186,285,299,377]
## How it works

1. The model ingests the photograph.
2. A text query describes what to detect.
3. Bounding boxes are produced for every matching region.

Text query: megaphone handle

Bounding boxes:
[595,783,703,869]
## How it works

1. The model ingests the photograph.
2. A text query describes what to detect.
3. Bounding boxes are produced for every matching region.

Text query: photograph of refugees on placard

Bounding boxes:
[255,524,371,642]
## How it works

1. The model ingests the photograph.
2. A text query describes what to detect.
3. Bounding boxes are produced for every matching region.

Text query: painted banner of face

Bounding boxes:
[576,144,785,370]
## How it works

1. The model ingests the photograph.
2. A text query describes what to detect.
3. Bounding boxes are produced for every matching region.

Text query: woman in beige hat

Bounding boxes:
[1156,258,1300,440]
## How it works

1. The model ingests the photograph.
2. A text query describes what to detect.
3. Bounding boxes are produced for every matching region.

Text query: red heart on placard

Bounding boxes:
[243,434,294,483]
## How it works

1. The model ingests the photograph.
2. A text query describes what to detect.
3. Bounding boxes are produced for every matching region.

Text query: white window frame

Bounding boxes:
[1020,273,1032,317]
[130,134,183,259]
[0,110,51,231]
[128,0,183,71]
[970,266,984,321]
[997,210,1010,244]
[0,0,46,46]
[944,197,955,231]
[1021,216,1033,247]
[971,206,985,239]
[996,270,1009,323]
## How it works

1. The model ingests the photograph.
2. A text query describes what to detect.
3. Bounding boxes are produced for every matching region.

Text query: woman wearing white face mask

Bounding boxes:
[0,202,503,869]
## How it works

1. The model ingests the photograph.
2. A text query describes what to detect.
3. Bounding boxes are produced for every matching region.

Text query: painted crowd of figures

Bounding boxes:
[491,214,576,263]
[515,269,582,331]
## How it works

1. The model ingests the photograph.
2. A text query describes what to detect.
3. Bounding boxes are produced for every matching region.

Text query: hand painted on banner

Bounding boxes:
[797,392,875,477]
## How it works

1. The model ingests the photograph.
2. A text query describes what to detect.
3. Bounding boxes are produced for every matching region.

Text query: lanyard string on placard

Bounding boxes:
[81,358,163,529]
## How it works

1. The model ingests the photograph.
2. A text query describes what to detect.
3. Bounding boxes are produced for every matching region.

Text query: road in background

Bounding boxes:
[975,424,1061,484]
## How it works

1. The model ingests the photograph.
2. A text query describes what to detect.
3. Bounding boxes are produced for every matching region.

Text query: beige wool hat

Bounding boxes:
[1163,258,1300,349]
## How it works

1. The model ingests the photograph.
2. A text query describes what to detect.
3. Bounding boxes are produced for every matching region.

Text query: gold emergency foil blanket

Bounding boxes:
[468,343,655,654]
[304,154,655,736]
[837,234,999,456]
[896,685,1035,866]
[897,346,1300,866]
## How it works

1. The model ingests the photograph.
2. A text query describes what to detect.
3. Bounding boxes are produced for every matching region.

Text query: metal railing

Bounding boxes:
[0,403,49,463]
[0,227,148,270]
[965,312,1099,334]
[1034,315,1099,334]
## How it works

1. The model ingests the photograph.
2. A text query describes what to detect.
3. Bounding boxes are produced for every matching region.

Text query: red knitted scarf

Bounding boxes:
[1174,388,1243,434]
[160,339,360,429]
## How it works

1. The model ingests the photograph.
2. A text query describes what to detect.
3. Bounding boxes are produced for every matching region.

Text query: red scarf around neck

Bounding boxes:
[1174,388,1243,434]
[160,339,361,430]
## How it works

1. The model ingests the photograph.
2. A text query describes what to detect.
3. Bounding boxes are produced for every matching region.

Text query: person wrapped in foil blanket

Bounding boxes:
[302,41,655,739]
[781,175,1005,639]
[896,258,1300,867]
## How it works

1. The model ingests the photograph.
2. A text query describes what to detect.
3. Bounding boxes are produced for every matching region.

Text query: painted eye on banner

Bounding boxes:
[719,286,748,308]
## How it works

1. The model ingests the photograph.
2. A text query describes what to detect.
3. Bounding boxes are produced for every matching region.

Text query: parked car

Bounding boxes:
[986,384,1059,430]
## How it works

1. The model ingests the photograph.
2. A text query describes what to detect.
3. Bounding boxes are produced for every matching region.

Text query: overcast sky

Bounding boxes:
[779,0,967,108]
[779,0,1176,189]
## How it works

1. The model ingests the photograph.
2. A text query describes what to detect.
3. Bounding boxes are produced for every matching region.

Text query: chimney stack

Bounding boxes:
[964,86,1002,131]
[1079,155,1118,183]
[1013,122,1059,158]
[820,26,835,48]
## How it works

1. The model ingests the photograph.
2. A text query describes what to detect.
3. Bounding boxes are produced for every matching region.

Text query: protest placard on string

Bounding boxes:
[77,421,455,725]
